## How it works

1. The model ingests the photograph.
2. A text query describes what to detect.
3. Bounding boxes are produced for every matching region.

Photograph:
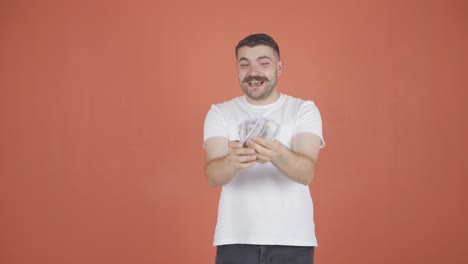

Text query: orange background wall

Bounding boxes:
[1,0,467,263]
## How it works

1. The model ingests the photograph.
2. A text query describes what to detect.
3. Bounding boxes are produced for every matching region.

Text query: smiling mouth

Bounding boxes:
[248,80,264,87]
[244,76,268,87]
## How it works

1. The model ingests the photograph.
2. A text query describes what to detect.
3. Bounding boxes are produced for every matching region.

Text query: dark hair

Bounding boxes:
[235,33,280,59]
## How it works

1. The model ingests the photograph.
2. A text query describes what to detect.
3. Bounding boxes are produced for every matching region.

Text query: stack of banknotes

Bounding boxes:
[239,118,280,147]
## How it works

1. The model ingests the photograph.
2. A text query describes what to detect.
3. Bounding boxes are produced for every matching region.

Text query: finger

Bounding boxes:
[235,154,257,163]
[237,160,256,169]
[232,155,256,169]
[249,140,269,155]
[232,146,255,156]
[255,153,271,163]
[250,136,269,147]
[229,140,242,149]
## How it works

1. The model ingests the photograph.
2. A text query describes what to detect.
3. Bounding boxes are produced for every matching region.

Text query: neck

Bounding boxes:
[245,91,280,106]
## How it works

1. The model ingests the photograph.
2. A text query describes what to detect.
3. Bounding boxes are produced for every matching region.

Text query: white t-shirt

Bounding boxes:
[204,93,325,246]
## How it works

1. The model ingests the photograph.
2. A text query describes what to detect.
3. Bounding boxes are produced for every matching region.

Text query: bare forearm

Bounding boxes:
[272,148,317,185]
[205,156,239,187]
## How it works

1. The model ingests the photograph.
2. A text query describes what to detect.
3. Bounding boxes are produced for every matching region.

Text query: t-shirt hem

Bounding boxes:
[213,238,318,247]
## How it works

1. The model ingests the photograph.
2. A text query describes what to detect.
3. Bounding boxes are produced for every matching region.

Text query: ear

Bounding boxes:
[276,60,283,76]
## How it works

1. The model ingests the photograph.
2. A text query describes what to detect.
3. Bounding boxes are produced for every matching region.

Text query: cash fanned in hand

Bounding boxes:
[239,118,280,147]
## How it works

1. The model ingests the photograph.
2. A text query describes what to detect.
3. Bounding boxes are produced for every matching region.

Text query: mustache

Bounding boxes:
[243,75,269,83]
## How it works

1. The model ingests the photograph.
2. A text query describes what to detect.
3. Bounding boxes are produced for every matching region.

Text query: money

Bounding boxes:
[239,118,280,147]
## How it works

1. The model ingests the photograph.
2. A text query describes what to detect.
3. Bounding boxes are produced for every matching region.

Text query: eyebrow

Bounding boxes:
[257,56,272,61]
[238,57,249,63]
[238,56,273,63]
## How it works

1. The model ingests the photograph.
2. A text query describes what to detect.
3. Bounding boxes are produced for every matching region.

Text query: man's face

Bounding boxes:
[236,45,282,104]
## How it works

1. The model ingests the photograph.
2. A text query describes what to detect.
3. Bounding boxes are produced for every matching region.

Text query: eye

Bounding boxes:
[260,61,270,66]
[240,63,249,67]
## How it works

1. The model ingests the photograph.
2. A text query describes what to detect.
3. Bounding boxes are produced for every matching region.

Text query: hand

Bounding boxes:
[247,137,284,164]
[227,140,257,169]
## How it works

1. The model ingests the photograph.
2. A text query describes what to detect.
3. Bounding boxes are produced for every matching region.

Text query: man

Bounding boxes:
[203,33,325,264]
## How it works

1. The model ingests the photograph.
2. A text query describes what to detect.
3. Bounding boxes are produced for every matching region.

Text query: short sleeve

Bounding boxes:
[203,105,228,144]
[295,101,325,148]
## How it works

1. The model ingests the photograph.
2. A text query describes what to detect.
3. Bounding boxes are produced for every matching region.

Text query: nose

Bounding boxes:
[246,64,261,76]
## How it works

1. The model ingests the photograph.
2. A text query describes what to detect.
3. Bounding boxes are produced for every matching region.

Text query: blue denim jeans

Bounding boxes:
[215,244,314,264]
